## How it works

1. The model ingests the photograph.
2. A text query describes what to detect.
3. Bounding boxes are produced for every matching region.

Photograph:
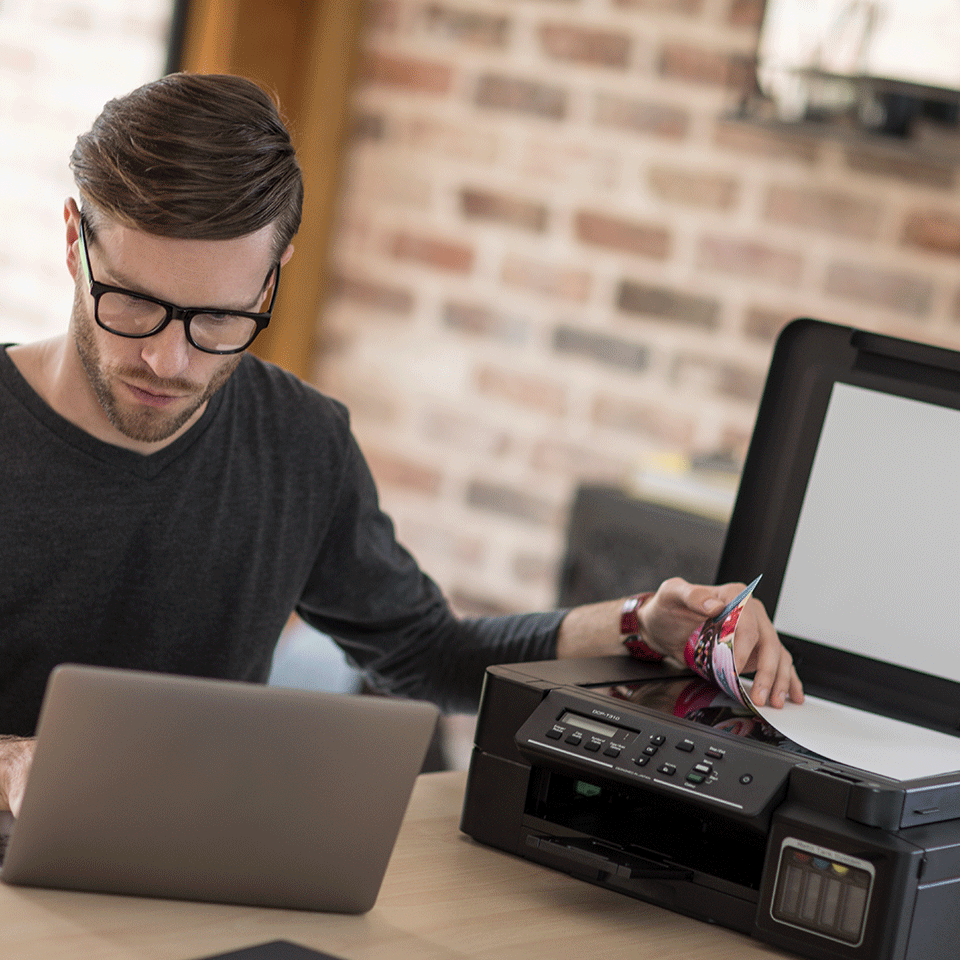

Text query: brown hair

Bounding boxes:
[70,73,302,261]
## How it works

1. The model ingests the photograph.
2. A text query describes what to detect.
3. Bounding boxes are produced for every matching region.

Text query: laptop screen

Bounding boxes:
[774,382,960,685]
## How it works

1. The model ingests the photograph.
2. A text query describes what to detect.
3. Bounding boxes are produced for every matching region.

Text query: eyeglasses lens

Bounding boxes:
[97,292,259,353]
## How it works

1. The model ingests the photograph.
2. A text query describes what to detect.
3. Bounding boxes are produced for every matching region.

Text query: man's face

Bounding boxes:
[66,201,284,449]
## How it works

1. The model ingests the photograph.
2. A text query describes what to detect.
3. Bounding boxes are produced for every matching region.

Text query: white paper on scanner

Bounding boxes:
[744,681,960,782]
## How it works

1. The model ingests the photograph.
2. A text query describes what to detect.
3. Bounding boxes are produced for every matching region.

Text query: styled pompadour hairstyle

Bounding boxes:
[70,73,303,261]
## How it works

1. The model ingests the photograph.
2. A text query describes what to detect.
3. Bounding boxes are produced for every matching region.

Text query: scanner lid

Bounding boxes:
[717,318,960,738]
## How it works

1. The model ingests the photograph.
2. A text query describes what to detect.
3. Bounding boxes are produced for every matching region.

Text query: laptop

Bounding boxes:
[0,663,440,913]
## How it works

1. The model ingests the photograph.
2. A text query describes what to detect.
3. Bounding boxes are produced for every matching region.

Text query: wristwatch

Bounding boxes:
[620,593,664,661]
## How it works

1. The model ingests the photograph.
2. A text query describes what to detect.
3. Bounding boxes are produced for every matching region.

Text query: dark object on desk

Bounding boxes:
[195,941,346,960]
[2,665,439,913]
[463,320,960,960]
[557,485,727,607]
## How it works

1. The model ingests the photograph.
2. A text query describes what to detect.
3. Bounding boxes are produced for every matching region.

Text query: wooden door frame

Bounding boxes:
[171,0,363,379]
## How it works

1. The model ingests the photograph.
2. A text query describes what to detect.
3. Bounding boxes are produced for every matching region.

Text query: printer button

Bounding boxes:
[739,774,754,785]
[565,732,583,745]
[546,728,563,740]
[694,763,713,775]
[643,745,659,756]
[706,747,725,760]
[658,763,677,776]
[676,739,696,752]
[583,740,602,752]
[603,745,622,758]
[635,755,650,767]
[650,734,666,746]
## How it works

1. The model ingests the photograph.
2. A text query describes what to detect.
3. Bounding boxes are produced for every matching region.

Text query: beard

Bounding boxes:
[71,283,242,445]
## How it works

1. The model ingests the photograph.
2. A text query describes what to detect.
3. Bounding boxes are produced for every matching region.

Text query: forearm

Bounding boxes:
[555,599,628,659]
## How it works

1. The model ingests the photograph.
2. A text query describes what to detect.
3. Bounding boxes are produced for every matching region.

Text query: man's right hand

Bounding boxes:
[0,737,34,817]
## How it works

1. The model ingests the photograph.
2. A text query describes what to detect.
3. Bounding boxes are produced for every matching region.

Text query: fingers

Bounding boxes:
[745,606,804,708]
[721,595,804,709]
[660,578,727,618]
[0,737,34,817]
[652,578,805,709]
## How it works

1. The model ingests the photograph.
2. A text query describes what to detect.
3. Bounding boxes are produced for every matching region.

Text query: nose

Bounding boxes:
[139,318,192,380]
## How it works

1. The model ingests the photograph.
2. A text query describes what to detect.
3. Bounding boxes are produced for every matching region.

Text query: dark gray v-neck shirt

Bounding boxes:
[0,347,561,734]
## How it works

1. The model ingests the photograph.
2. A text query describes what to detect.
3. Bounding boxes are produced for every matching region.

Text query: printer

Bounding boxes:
[461,319,960,960]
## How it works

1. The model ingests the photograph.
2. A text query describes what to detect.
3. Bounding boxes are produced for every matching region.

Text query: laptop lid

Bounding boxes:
[717,318,960,738]
[0,664,439,913]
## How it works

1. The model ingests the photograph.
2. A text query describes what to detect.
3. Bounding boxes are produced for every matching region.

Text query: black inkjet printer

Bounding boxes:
[461,320,960,960]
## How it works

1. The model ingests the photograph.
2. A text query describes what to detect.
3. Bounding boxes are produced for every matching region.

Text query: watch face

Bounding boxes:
[620,595,643,636]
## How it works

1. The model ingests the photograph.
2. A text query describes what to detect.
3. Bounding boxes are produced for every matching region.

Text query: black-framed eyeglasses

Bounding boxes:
[78,215,280,355]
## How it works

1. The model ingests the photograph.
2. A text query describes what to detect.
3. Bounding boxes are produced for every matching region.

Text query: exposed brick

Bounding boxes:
[717,424,754,461]
[399,519,486,567]
[764,184,882,239]
[530,438,631,480]
[420,3,510,47]
[323,373,401,424]
[517,137,619,189]
[388,231,475,272]
[466,480,558,525]
[845,148,955,190]
[365,447,443,496]
[443,301,529,343]
[697,234,804,286]
[351,111,387,141]
[330,272,415,314]
[398,116,499,164]
[902,211,960,258]
[552,324,651,371]
[511,551,559,592]
[474,365,567,416]
[744,306,795,343]
[672,354,766,403]
[420,405,512,456]
[501,255,592,302]
[727,0,764,26]
[475,74,568,120]
[648,165,738,209]
[592,394,698,446]
[617,280,720,329]
[448,589,514,617]
[824,261,933,316]
[713,119,820,164]
[659,42,753,89]
[360,50,454,95]
[594,92,690,140]
[461,187,548,232]
[613,0,705,15]
[364,0,401,32]
[539,23,631,69]
[574,211,670,259]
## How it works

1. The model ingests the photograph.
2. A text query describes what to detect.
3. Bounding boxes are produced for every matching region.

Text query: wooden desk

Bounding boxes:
[0,771,792,959]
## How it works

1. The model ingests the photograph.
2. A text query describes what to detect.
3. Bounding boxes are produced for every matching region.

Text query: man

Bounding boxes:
[0,73,801,816]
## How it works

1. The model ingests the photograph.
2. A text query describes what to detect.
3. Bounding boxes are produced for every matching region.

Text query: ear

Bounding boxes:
[279,243,294,267]
[64,198,82,281]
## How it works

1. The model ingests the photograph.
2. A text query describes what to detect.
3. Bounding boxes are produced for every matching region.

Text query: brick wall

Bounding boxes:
[0,1,171,346]
[318,0,960,615]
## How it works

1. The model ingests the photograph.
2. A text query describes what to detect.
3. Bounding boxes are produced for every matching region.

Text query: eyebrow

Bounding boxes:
[84,222,271,313]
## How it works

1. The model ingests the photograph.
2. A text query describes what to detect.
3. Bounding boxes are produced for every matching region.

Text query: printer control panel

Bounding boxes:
[516,689,802,820]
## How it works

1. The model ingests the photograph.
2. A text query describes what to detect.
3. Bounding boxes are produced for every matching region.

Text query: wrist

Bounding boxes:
[620,593,664,662]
